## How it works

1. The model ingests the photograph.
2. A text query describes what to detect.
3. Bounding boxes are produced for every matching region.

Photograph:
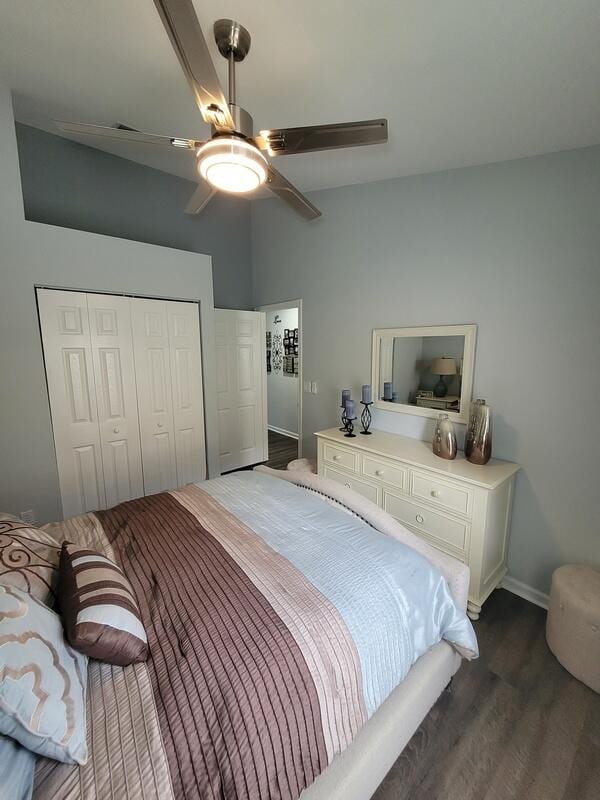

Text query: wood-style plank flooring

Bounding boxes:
[373,589,599,800]
[264,430,298,470]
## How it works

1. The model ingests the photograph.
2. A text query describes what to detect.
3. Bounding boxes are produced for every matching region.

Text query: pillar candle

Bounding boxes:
[361,384,372,404]
[345,399,356,418]
[341,389,351,406]
[383,382,393,400]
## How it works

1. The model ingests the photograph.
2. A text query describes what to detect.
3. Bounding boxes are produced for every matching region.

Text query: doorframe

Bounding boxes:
[255,298,303,459]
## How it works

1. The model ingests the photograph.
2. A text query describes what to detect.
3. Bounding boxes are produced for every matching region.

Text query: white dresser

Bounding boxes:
[315,427,519,620]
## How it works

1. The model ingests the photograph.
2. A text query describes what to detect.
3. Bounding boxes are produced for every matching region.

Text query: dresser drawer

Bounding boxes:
[410,471,473,517]
[321,442,358,473]
[383,491,468,553]
[361,455,407,491]
[323,466,379,504]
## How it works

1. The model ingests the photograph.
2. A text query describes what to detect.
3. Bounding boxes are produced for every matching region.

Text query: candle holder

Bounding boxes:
[344,415,357,437]
[339,404,348,431]
[360,401,373,434]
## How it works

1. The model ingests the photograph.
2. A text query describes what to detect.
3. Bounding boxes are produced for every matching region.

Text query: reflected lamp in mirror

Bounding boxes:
[431,357,457,398]
[371,324,477,423]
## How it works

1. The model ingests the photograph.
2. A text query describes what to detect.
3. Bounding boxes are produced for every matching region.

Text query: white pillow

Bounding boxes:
[0,584,88,764]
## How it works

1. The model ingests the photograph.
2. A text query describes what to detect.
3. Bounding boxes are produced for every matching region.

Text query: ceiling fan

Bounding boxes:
[55,0,389,220]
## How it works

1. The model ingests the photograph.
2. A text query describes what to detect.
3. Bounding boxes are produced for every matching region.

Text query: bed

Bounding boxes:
[29,467,477,800]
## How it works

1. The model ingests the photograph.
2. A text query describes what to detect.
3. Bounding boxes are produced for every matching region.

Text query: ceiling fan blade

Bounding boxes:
[153,0,234,130]
[257,118,388,156]
[185,182,216,214]
[54,120,201,149]
[266,166,321,221]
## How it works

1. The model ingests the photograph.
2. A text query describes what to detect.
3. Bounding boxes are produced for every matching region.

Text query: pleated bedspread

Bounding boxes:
[34,471,476,800]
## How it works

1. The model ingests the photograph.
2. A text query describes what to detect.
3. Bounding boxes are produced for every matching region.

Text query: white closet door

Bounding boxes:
[131,298,178,495]
[87,294,144,507]
[167,302,206,485]
[215,309,267,473]
[37,289,106,517]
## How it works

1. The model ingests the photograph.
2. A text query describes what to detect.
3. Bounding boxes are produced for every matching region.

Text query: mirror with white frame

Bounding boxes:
[371,325,477,423]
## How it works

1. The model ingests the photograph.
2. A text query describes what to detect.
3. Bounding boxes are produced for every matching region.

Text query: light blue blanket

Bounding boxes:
[202,470,478,715]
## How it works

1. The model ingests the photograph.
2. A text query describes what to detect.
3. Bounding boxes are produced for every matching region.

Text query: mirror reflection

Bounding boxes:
[379,335,466,413]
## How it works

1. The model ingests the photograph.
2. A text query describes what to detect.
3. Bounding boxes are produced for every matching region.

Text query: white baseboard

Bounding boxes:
[268,425,299,440]
[502,575,549,610]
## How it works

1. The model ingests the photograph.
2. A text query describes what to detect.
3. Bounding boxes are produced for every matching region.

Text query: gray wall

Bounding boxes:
[15,123,252,311]
[251,145,600,595]
[0,88,220,527]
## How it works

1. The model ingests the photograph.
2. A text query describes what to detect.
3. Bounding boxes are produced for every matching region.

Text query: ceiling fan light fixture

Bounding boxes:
[197,137,267,193]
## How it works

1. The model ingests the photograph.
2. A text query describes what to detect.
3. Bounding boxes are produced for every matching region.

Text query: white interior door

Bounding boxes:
[131,298,178,495]
[167,301,206,485]
[37,289,106,517]
[215,309,267,473]
[87,294,144,507]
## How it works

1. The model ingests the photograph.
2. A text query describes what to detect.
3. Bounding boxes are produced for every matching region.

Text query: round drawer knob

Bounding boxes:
[157,422,164,428]
[416,514,424,524]
[113,427,120,434]
[333,455,340,461]
[375,469,384,477]
[344,482,351,489]
[430,490,440,498]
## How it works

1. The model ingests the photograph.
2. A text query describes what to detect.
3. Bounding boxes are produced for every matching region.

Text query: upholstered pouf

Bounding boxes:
[287,458,316,474]
[546,565,600,693]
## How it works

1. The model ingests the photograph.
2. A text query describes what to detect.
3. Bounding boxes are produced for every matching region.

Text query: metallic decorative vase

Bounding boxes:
[432,413,457,460]
[465,399,493,465]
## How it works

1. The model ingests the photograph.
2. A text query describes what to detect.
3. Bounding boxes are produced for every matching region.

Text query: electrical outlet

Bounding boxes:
[20,509,36,525]
[311,381,318,394]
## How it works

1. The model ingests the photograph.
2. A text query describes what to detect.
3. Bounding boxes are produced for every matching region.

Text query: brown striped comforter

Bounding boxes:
[34,470,476,800]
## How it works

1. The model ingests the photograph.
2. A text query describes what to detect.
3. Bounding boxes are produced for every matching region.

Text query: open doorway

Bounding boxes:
[255,299,302,469]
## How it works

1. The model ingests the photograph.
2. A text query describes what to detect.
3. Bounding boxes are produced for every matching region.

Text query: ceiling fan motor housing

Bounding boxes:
[216,105,254,140]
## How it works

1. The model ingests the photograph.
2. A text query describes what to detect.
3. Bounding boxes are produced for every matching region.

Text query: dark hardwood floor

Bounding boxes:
[264,430,298,470]
[373,589,599,800]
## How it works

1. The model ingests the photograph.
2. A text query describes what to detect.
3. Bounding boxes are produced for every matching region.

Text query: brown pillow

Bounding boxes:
[0,513,60,605]
[59,542,148,666]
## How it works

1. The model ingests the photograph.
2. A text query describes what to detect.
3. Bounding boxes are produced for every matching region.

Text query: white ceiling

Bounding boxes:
[1,1,600,192]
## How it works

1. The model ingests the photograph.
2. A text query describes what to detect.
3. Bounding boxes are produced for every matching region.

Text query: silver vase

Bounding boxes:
[465,399,493,465]
[432,413,457,460]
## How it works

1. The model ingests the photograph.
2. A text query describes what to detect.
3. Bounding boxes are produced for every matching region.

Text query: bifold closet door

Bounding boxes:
[38,289,106,518]
[215,309,267,473]
[131,298,206,494]
[87,294,144,507]
[167,301,207,485]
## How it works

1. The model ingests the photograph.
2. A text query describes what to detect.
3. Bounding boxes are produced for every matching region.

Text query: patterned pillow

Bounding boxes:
[0,513,60,606]
[59,543,148,666]
[0,733,37,800]
[0,584,88,764]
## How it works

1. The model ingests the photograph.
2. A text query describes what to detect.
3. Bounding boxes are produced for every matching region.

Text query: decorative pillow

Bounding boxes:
[59,543,148,666]
[0,733,37,800]
[0,584,88,764]
[0,513,60,606]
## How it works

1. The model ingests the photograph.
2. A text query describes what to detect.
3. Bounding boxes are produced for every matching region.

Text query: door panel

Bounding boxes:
[88,294,144,508]
[166,302,206,485]
[37,289,106,518]
[215,309,266,473]
[131,298,177,495]
[73,445,104,512]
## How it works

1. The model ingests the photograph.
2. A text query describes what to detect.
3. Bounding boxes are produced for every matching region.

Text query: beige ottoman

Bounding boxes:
[546,565,600,693]
[287,457,316,474]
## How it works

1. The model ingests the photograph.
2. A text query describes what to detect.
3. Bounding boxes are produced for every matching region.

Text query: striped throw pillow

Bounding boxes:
[59,542,148,666]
